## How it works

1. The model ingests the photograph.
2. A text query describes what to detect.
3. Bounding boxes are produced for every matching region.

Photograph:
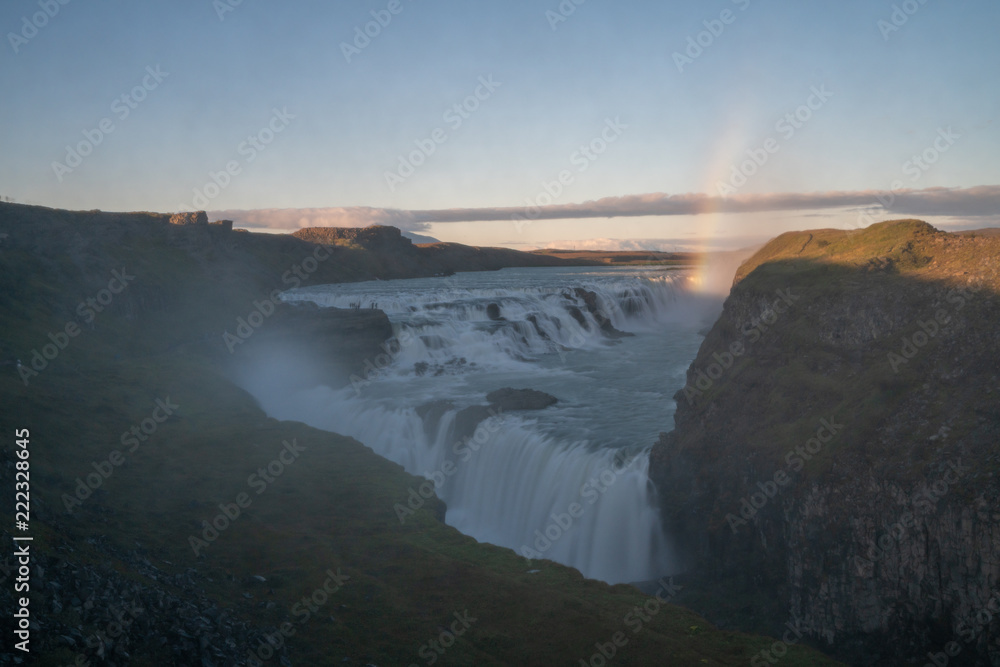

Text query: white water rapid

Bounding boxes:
[243,266,719,584]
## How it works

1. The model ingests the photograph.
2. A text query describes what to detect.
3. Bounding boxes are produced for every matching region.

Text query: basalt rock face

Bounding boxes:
[649,220,1000,665]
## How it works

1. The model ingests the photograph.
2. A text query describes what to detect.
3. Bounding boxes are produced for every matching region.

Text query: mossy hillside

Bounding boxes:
[733,219,940,281]
[0,203,844,665]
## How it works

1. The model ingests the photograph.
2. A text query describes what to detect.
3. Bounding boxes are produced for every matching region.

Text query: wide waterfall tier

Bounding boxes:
[281,266,693,375]
[247,266,711,584]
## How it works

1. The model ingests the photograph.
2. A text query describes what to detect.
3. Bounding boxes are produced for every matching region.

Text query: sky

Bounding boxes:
[1,0,998,250]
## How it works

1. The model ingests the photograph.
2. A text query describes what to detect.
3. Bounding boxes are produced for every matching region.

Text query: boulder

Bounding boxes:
[572,287,632,338]
[452,405,496,443]
[415,399,456,439]
[486,388,558,411]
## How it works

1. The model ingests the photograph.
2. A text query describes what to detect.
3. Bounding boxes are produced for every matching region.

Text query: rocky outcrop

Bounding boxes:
[650,220,1000,665]
[293,224,411,251]
[169,211,209,225]
[451,405,498,444]
[486,388,558,411]
[571,287,633,338]
[415,389,555,449]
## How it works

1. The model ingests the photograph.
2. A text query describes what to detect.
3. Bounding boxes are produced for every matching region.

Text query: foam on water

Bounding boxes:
[245,266,712,584]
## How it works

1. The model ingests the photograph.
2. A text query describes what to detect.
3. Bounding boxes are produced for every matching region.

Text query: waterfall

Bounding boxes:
[281,270,690,373]
[249,267,698,584]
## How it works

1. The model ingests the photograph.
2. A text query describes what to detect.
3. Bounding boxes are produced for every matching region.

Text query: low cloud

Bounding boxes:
[872,185,1000,217]
[543,238,686,252]
[210,206,425,232]
[211,185,999,231]
[534,236,768,253]
[404,186,999,222]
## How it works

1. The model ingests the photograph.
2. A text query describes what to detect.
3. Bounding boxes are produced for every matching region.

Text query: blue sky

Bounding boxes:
[1,0,998,249]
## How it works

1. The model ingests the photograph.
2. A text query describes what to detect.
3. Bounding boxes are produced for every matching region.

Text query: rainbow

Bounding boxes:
[687,113,751,292]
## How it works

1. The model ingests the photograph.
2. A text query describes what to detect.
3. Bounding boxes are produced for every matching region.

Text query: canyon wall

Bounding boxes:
[650,220,1000,665]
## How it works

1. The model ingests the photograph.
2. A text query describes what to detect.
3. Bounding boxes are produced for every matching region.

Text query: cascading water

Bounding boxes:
[248,266,713,584]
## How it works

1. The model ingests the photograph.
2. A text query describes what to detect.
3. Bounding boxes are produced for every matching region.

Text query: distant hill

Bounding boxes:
[955,226,1000,237]
[532,248,698,265]
[290,224,597,276]
[401,230,440,244]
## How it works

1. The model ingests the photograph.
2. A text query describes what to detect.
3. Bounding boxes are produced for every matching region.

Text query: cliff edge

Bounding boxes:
[650,220,1000,664]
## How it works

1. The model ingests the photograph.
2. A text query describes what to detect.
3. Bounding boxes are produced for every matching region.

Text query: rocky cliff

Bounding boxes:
[650,220,1000,665]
